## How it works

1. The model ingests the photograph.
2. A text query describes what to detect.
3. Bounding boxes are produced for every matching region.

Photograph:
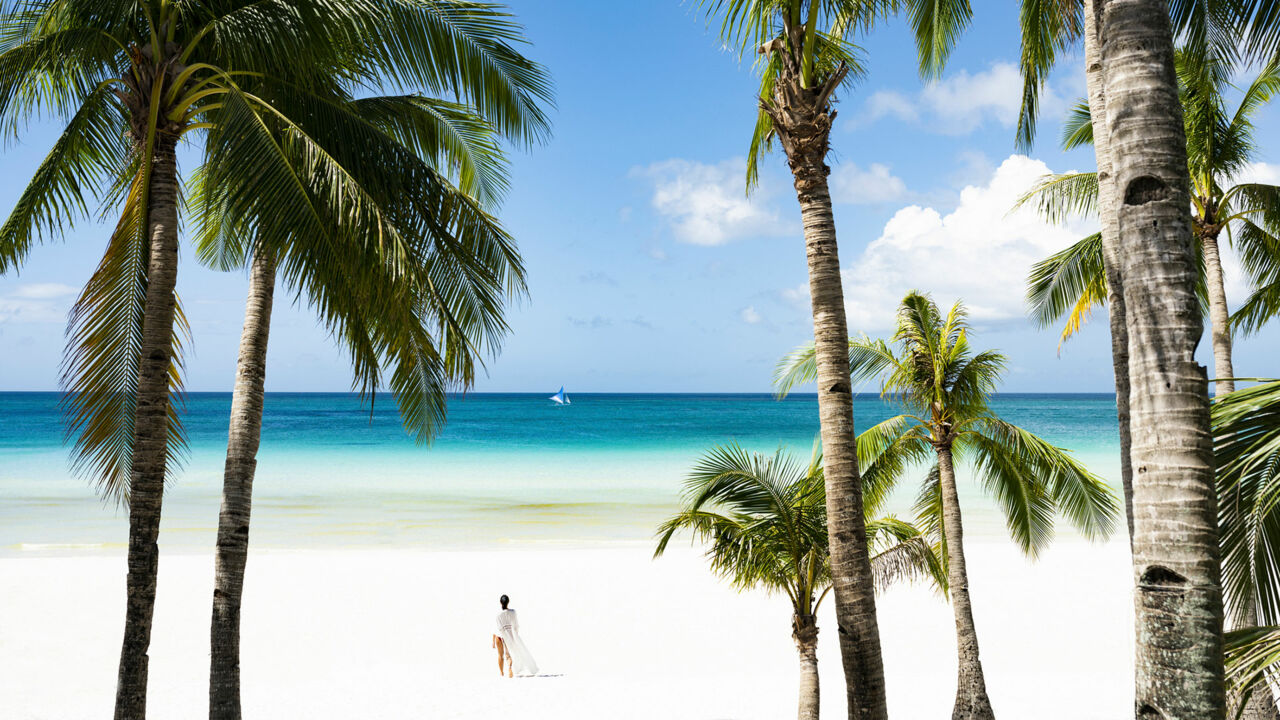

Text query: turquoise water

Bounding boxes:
[0,392,1122,553]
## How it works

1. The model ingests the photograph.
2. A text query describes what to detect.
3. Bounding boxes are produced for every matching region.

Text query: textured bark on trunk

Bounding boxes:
[1098,1,1226,718]
[1200,232,1235,395]
[1083,0,1135,546]
[114,136,182,720]
[936,447,995,720]
[794,613,820,720]
[759,25,887,720]
[209,252,277,720]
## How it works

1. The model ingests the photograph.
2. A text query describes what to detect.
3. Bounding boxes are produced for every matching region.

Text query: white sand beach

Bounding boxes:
[3,539,1132,719]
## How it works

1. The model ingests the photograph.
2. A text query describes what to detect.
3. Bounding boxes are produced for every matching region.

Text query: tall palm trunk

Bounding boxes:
[936,445,995,720]
[1201,231,1236,395]
[752,25,885,717]
[1099,1,1226,717]
[794,613,820,720]
[209,251,277,720]
[114,136,182,720]
[761,30,887,720]
[1083,0,1135,546]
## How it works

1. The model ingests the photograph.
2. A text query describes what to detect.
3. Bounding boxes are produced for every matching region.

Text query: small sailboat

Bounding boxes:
[549,386,570,405]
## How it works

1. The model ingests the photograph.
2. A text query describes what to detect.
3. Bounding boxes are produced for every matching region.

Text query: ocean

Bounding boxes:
[0,392,1122,554]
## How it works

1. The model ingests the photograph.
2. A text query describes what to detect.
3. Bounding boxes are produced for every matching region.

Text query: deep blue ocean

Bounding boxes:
[0,392,1122,553]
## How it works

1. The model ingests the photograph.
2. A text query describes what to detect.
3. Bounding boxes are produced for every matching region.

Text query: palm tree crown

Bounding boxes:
[777,292,1119,555]
[655,443,945,612]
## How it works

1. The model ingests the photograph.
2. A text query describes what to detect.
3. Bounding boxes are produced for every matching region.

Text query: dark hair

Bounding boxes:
[500,594,509,609]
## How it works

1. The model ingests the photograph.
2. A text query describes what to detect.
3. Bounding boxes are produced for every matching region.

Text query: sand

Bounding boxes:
[1,539,1133,719]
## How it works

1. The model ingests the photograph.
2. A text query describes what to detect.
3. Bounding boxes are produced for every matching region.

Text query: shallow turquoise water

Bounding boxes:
[0,392,1121,553]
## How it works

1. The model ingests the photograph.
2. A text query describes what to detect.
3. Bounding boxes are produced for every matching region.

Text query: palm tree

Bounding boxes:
[1016,0,1280,564]
[654,443,946,720]
[192,10,551,716]
[1023,40,1280,720]
[697,4,973,715]
[1017,2,1280,715]
[0,2,548,717]
[776,291,1118,720]
[199,77,547,720]
[1022,48,1280,397]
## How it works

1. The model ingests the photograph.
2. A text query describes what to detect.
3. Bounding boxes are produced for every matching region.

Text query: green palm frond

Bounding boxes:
[364,0,554,146]
[352,95,509,207]
[867,514,948,594]
[969,416,1119,551]
[1024,232,1106,345]
[857,415,932,517]
[60,170,189,504]
[1059,99,1093,150]
[1226,625,1280,719]
[906,0,973,79]
[1015,0,1081,150]
[1012,171,1098,224]
[0,84,128,272]
[1215,381,1280,627]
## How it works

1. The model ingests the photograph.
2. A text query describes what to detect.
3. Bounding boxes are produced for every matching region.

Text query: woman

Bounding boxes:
[492,594,538,677]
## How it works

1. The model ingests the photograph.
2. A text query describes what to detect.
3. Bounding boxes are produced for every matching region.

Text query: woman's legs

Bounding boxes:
[493,636,506,676]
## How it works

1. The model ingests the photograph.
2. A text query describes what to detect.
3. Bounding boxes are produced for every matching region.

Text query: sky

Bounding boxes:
[3,0,1280,394]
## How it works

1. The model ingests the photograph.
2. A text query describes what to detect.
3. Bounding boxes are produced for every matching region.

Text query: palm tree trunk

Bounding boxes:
[1201,232,1236,395]
[794,613,820,720]
[114,136,182,720]
[1098,1,1226,717]
[764,44,888,720]
[1083,0,1135,547]
[936,446,995,720]
[209,251,277,720]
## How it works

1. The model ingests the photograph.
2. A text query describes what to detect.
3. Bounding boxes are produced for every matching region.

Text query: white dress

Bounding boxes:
[495,608,539,676]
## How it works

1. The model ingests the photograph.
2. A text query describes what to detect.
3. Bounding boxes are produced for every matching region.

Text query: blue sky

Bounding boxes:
[3,0,1280,393]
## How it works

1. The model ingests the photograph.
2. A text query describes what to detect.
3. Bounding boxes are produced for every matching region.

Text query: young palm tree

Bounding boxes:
[1022,48,1280,396]
[776,291,1119,720]
[654,443,946,720]
[697,4,973,715]
[191,12,551,715]
[198,92,544,720]
[0,2,548,718]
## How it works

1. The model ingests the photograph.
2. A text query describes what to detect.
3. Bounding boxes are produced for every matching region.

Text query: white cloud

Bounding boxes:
[837,155,1094,331]
[636,158,789,245]
[855,63,1064,136]
[740,306,762,324]
[0,282,76,324]
[830,162,908,205]
[861,90,917,124]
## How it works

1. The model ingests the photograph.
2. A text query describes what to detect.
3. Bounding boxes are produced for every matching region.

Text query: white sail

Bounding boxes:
[549,386,569,405]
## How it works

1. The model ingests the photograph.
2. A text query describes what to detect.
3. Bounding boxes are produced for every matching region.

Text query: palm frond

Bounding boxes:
[1015,0,1080,149]
[1024,232,1106,345]
[60,169,188,504]
[1215,380,1280,627]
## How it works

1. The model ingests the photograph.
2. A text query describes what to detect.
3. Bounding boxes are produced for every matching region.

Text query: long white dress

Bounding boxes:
[495,608,539,676]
